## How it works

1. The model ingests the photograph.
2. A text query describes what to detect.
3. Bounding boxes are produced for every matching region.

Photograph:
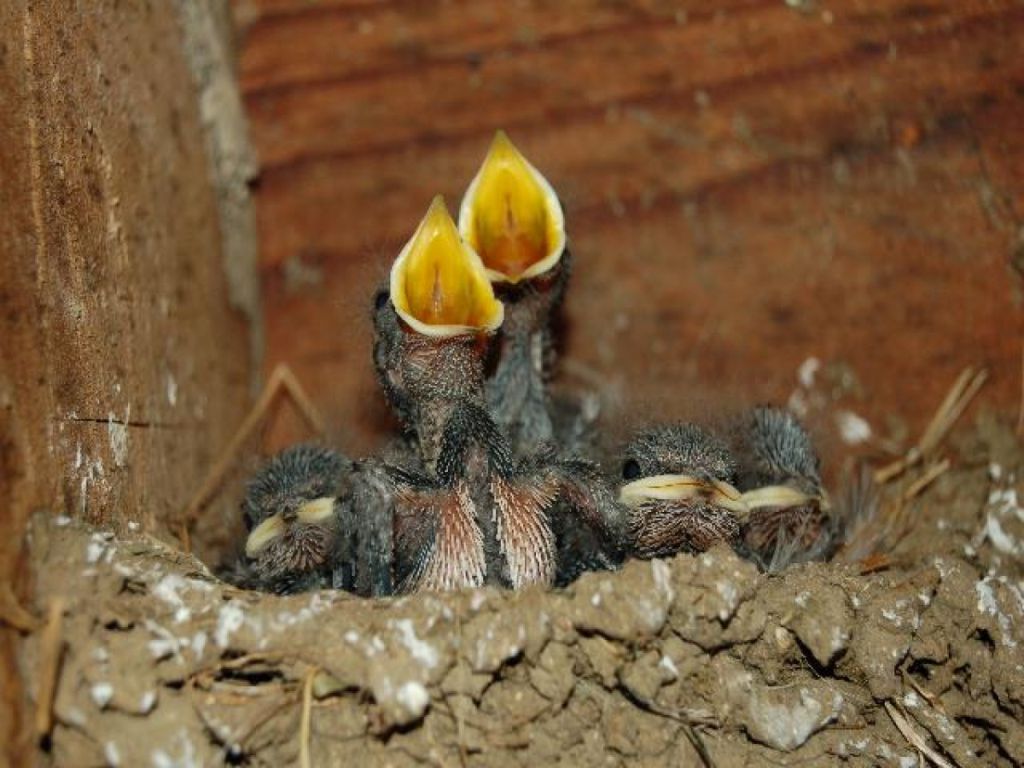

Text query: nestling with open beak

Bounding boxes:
[619,424,747,559]
[373,198,541,592]
[372,198,621,592]
[731,406,833,570]
[459,131,574,454]
[373,195,504,473]
[234,444,352,594]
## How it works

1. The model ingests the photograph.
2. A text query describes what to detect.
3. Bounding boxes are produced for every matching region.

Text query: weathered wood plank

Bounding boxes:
[0,2,255,760]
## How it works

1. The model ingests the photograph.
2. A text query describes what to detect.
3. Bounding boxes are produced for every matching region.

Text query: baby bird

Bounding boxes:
[731,406,833,571]
[373,198,550,592]
[458,131,572,453]
[373,195,503,473]
[373,199,621,592]
[236,444,352,594]
[619,424,747,559]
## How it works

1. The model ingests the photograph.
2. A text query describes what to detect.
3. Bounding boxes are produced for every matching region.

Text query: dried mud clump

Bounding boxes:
[20,418,1024,766]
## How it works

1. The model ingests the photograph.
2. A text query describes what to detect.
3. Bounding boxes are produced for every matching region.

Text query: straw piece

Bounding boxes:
[299,667,316,768]
[180,364,326,530]
[857,553,893,574]
[874,367,987,485]
[885,701,957,768]
[903,675,946,714]
[928,369,987,453]
[0,583,39,632]
[34,597,66,742]
[917,368,974,457]
[903,459,951,503]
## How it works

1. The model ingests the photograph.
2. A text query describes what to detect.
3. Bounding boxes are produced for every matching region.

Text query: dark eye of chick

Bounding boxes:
[373,288,390,310]
[622,458,642,480]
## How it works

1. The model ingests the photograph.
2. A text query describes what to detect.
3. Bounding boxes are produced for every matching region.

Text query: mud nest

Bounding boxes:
[18,414,1024,766]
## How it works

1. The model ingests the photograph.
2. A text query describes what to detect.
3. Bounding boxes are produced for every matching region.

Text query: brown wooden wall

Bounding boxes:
[0,2,254,760]
[237,0,1024,460]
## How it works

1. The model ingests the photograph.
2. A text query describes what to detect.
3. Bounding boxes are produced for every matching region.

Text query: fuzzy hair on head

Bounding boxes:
[622,423,738,481]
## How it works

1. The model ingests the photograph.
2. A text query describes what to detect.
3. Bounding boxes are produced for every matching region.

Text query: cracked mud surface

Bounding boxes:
[22,416,1024,766]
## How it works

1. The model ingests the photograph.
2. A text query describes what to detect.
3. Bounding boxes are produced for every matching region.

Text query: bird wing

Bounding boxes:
[397,481,486,594]
[490,474,559,589]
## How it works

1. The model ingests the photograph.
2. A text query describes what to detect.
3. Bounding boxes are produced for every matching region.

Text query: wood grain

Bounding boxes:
[0,2,253,760]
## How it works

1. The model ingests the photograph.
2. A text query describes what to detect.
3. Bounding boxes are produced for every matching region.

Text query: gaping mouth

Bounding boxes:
[618,474,749,516]
[245,496,336,558]
[458,130,566,284]
[390,195,504,338]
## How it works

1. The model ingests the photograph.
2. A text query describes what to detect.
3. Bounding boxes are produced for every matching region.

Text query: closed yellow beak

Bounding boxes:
[458,130,566,284]
[245,514,285,558]
[619,474,749,517]
[740,485,830,513]
[390,196,504,338]
[244,497,337,558]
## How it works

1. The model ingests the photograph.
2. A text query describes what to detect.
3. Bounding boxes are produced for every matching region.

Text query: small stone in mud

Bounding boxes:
[785,581,853,667]
[619,649,675,702]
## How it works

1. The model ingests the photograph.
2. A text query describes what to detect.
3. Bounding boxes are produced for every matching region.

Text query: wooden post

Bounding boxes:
[0,2,257,762]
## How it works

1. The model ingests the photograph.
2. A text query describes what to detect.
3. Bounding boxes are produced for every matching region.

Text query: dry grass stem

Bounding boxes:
[902,459,951,503]
[902,674,945,713]
[300,666,316,768]
[34,597,66,741]
[874,367,987,485]
[885,701,958,768]
[857,552,893,574]
[180,363,326,530]
[839,368,984,565]
[234,697,295,752]
[842,366,985,562]
[0,583,39,632]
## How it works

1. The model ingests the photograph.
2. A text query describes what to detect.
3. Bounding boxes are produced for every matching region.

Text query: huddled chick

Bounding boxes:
[619,408,833,571]
[731,406,834,571]
[233,445,351,595]
[619,423,745,558]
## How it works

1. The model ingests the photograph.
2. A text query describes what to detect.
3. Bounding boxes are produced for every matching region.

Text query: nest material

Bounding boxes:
[19,416,1024,767]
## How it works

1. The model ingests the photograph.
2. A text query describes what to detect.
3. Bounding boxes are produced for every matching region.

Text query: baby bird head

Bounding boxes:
[733,406,832,570]
[619,424,745,558]
[242,445,350,591]
[737,406,823,495]
[620,423,741,504]
[459,131,570,334]
[459,130,566,286]
[372,197,504,426]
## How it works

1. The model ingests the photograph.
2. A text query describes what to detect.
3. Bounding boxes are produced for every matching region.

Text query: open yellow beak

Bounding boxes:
[619,474,749,517]
[390,196,504,338]
[244,496,336,558]
[458,130,566,284]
